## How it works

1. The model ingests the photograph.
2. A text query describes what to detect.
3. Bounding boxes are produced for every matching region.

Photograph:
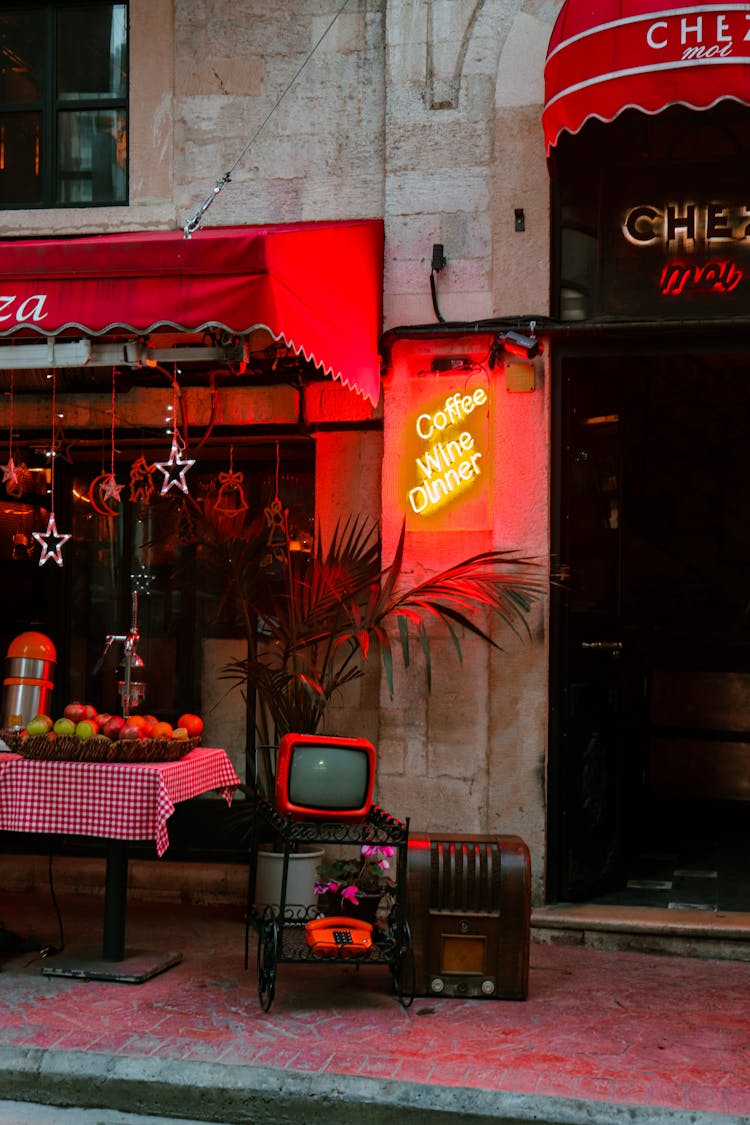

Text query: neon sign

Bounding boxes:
[660,260,743,295]
[406,387,489,518]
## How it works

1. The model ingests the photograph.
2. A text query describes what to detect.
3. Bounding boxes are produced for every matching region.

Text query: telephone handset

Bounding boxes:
[305,915,373,958]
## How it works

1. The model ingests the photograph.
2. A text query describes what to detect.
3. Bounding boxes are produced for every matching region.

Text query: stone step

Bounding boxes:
[532,903,750,961]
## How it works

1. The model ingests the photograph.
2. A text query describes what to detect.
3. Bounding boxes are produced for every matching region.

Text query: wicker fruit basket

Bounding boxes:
[1,730,200,763]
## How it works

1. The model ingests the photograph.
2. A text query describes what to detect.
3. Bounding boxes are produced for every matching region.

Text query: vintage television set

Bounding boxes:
[274,733,377,822]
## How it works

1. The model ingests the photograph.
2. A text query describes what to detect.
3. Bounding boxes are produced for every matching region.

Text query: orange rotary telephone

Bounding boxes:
[305,916,373,958]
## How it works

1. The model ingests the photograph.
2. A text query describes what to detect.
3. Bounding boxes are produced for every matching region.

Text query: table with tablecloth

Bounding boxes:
[0,746,241,980]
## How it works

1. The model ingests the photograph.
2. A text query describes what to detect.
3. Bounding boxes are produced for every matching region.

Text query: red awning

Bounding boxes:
[0,219,384,403]
[543,2,750,154]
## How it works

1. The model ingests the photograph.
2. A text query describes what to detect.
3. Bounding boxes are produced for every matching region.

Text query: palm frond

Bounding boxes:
[191,503,546,735]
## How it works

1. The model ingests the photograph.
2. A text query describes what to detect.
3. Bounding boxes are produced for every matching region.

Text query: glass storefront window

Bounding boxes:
[62,452,315,720]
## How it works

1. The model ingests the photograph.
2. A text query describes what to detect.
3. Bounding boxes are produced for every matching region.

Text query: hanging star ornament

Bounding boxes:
[32,512,71,567]
[100,473,124,504]
[155,437,196,496]
[1,456,19,490]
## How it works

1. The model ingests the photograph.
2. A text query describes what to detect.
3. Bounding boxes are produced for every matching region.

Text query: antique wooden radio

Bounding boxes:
[406,833,531,1000]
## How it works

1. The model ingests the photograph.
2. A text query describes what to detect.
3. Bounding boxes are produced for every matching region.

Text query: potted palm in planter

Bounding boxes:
[172,486,546,910]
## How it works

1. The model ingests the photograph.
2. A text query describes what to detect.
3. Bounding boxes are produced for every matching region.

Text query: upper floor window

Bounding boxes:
[0,2,127,207]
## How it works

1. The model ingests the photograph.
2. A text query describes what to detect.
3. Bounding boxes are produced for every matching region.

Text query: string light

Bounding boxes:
[1,368,20,492]
[154,375,195,495]
[33,369,71,566]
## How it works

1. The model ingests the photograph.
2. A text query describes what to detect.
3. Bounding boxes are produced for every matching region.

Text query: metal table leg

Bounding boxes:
[103,838,128,960]
[42,837,183,983]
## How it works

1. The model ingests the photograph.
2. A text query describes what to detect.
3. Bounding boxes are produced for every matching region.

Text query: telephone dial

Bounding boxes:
[305,916,373,958]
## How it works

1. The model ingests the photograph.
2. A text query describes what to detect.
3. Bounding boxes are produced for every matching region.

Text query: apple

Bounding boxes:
[53,717,76,736]
[75,719,98,740]
[97,713,112,727]
[101,715,124,740]
[171,727,189,741]
[178,713,204,738]
[31,714,53,732]
[26,716,51,736]
[82,704,98,722]
[120,721,143,740]
[63,702,86,724]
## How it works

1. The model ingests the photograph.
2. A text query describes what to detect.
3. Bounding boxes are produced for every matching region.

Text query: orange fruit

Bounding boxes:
[177,713,203,737]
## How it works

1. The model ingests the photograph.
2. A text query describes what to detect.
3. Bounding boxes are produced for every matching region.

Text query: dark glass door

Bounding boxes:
[550,361,642,900]
[550,349,750,903]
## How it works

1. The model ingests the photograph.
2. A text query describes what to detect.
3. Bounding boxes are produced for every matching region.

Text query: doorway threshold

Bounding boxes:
[531,904,750,962]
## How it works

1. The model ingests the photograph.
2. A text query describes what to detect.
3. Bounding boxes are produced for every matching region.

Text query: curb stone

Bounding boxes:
[0,1046,743,1125]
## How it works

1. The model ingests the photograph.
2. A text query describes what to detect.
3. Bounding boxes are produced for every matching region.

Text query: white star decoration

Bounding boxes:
[155,439,195,495]
[32,512,71,567]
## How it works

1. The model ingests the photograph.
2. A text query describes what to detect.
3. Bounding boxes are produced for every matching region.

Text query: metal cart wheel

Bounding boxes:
[257,913,279,1011]
[391,917,415,1008]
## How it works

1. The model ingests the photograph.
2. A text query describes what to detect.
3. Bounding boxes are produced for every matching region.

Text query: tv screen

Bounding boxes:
[275,734,376,822]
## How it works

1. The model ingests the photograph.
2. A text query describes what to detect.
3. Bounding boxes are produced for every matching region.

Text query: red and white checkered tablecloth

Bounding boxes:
[0,747,241,856]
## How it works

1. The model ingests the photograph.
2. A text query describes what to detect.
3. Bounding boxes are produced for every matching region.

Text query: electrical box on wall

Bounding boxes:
[505,360,535,393]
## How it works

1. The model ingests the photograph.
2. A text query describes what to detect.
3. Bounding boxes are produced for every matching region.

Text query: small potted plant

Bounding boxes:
[314,844,396,927]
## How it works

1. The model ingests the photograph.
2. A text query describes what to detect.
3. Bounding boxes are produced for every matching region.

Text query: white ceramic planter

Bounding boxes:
[254,846,324,918]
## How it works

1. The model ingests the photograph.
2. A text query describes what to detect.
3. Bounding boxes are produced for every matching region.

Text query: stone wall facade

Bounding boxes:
[1,0,560,902]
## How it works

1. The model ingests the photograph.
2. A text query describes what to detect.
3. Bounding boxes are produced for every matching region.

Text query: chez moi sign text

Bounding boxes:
[620,200,748,299]
[642,10,750,57]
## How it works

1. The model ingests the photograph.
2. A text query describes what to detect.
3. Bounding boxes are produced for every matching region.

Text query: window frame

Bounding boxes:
[0,0,129,209]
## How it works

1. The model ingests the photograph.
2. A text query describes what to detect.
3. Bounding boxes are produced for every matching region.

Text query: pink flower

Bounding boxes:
[340,884,360,905]
[314,880,341,896]
[361,845,394,858]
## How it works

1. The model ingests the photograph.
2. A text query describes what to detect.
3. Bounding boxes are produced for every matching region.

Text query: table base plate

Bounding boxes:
[42,948,183,983]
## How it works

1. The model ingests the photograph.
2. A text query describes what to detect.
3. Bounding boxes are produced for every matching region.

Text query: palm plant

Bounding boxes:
[214,512,546,747]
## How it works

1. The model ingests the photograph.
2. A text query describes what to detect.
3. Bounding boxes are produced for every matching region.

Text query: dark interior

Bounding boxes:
[551,349,750,910]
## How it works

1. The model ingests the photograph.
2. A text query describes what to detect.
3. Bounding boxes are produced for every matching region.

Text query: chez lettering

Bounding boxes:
[408,388,488,516]
[623,203,750,247]
[621,202,747,297]
[0,294,48,323]
[645,11,750,57]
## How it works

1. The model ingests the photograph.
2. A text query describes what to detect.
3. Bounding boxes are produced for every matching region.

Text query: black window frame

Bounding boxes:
[0,0,129,209]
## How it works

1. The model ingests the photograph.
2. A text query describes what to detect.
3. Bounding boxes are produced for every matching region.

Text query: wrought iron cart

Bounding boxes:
[245,798,414,1010]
